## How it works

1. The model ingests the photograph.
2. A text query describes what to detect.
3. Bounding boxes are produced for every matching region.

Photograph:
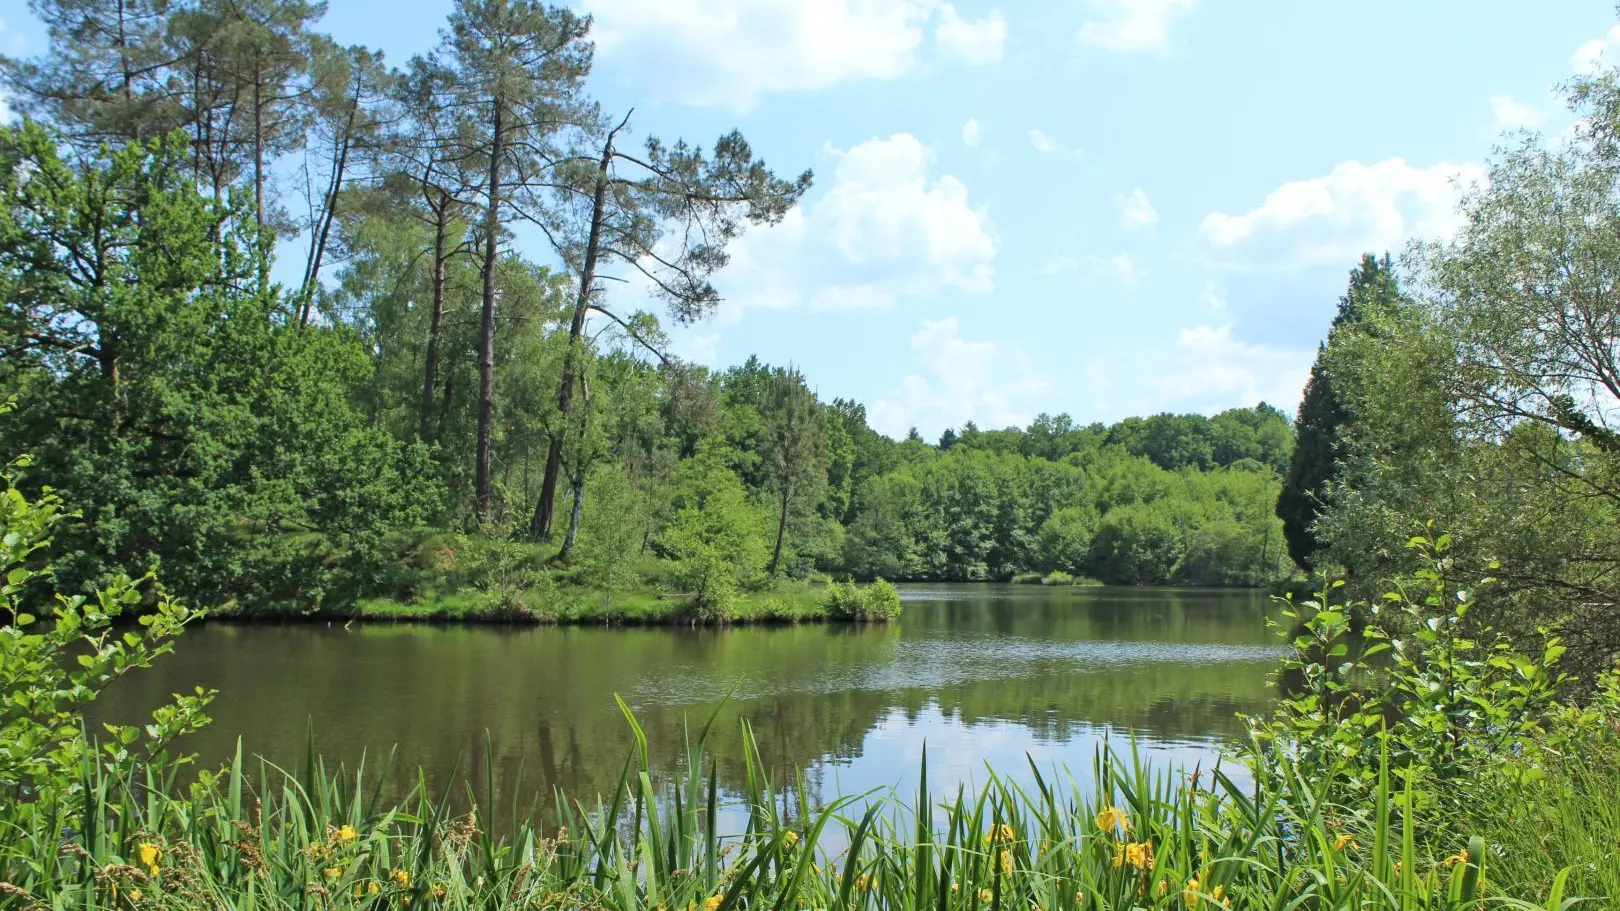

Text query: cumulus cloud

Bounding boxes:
[935,4,1007,65]
[962,117,982,149]
[870,317,1046,439]
[1028,128,1080,156]
[1198,280,1227,314]
[1082,322,1312,418]
[1198,157,1485,269]
[1574,24,1620,74]
[578,0,1009,111]
[715,133,997,315]
[1490,94,1544,131]
[1077,0,1197,54]
[1116,187,1158,232]
[1153,324,1311,411]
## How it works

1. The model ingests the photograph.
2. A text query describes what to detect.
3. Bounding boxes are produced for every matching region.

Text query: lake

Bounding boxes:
[95,584,1282,820]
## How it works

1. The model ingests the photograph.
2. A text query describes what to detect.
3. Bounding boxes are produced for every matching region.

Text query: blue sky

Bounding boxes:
[2,0,1616,439]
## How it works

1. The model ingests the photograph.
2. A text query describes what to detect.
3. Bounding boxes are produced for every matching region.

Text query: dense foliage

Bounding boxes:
[1301,66,1620,681]
[1275,253,1397,570]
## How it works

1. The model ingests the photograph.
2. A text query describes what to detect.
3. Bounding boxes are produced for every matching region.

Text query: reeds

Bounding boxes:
[0,705,1576,910]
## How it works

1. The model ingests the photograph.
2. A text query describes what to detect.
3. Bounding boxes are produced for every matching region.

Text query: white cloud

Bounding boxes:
[1077,0,1197,54]
[1028,128,1081,156]
[962,118,982,149]
[1198,280,1227,314]
[580,0,932,111]
[1116,187,1158,232]
[715,133,997,315]
[1574,24,1620,74]
[935,4,1006,65]
[870,317,1046,439]
[1490,94,1544,131]
[1036,252,1078,276]
[676,332,719,366]
[1154,324,1311,411]
[1081,323,1312,418]
[1199,157,1485,269]
[579,0,1012,111]
[1087,253,1138,286]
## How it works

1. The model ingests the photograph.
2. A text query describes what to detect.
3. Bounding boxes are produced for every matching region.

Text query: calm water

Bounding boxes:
[95,584,1281,817]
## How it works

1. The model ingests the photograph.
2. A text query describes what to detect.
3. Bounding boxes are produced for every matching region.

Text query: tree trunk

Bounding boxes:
[418,201,449,442]
[437,365,455,441]
[300,93,357,326]
[252,56,265,230]
[116,0,137,142]
[474,99,503,524]
[768,481,792,576]
[531,139,613,540]
[559,473,585,562]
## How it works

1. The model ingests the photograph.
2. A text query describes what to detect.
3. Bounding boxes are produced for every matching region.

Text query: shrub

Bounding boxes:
[823,579,901,621]
[1041,570,1075,586]
[1251,528,1564,801]
[1,430,213,840]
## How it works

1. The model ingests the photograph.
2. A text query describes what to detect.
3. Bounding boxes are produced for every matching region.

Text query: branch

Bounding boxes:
[588,303,670,366]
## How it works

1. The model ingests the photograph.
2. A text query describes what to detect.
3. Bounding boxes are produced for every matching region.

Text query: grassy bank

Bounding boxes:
[0,705,1598,911]
[205,532,906,625]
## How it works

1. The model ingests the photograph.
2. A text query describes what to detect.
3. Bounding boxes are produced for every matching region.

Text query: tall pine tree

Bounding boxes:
[1276,252,1400,569]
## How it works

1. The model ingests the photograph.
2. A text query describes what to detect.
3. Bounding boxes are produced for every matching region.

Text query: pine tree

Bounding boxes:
[1276,252,1399,569]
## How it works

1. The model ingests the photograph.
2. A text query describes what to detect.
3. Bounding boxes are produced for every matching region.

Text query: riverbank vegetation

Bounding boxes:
[4,460,1617,907]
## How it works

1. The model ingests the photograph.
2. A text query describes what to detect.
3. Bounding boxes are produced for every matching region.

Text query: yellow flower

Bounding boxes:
[324,866,344,881]
[1212,885,1228,908]
[985,823,1015,845]
[783,831,800,848]
[1094,806,1129,833]
[136,842,161,877]
[855,875,871,892]
[1073,893,1084,906]
[391,868,411,887]
[1184,878,1202,907]
[1334,833,1357,851]
[370,881,381,895]
[999,850,1014,875]
[431,886,448,901]
[951,883,960,894]
[127,889,142,903]
[978,889,995,904]
[337,824,358,842]
[704,895,723,911]
[1115,840,1153,872]
[1444,849,1470,867]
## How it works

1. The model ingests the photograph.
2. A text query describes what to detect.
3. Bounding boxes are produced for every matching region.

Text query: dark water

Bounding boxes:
[95,584,1281,817]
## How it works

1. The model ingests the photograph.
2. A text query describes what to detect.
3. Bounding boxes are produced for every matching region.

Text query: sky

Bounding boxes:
[1,0,1616,440]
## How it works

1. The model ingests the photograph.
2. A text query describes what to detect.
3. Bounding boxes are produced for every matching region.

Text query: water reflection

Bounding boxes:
[92,584,1281,815]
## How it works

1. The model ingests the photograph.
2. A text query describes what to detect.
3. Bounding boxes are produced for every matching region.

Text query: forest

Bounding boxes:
[0,0,1296,623]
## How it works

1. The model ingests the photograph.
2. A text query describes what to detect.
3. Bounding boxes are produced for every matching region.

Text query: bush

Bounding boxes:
[823,578,902,621]
[1251,529,1564,802]
[1,432,213,839]
[1041,570,1075,586]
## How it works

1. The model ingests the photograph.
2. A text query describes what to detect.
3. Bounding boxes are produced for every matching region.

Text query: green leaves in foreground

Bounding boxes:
[0,705,1578,910]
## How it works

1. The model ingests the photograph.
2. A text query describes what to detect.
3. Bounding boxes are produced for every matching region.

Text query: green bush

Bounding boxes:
[0,429,214,840]
[1252,528,1565,802]
[824,578,901,621]
[1041,570,1075,586]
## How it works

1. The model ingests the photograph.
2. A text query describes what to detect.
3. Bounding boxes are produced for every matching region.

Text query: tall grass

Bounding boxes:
[0,705,1576,910]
